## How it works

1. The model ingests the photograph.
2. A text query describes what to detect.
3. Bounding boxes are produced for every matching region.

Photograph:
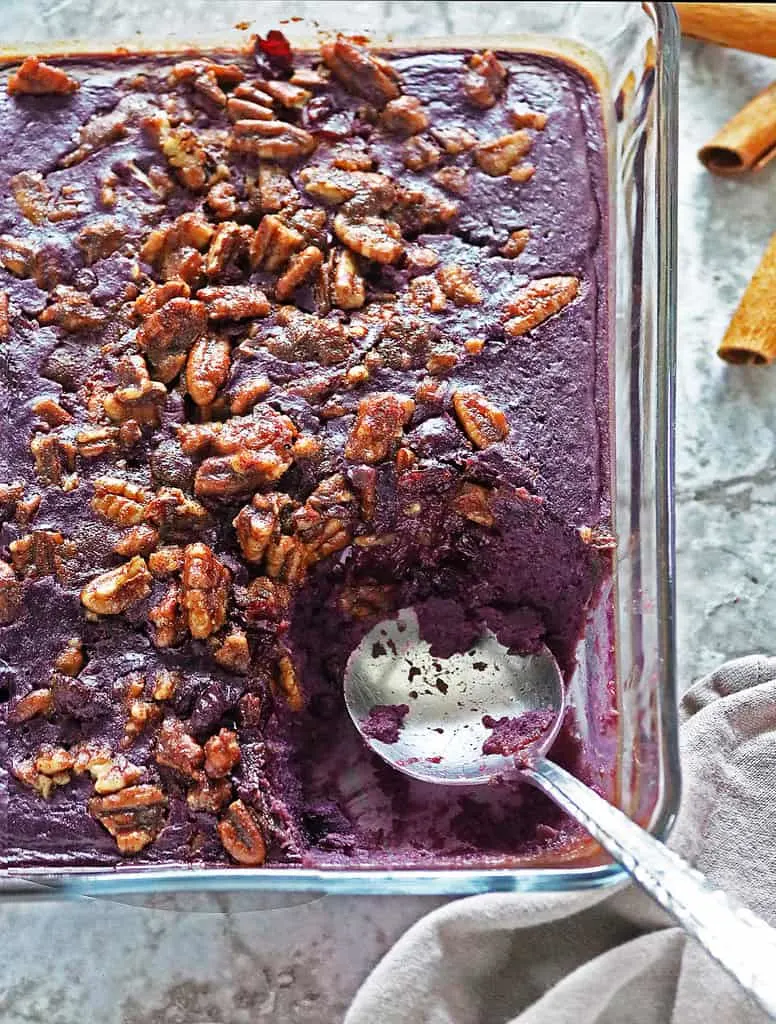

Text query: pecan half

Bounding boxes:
[250,214,304,271]
[320,38,401,106]
[204,221,251,278]
[401,136,441,172]
[8,57,79,96]
[209,627,251,675]
[275,245,323,300]
[229,119,316,161]
[88,784,168,855]
[10,530,69,580]
[186,335,231,406]
[137,297,208,383]
[188,774,233,813]
[148,583,186,648]
[218,799,266,865]
[0,559,22,624]
[255,161,300,213]
[134,280,191,317]
[197,285,270,321]
[54,637,85,676]
[331,249,366,310]
[226,96,273,122]
[436,264,482,305]
[181,542,230,639]
[155,718,204,778]
[11,689,53,723]
[233,494,281,564]
[114,524,159,558]
[39,286,107,332]
[474,130,532,177]
[500,229,530,258]
[452,390,509,449]
[91,477,151,526]
[103,354,168,425]
[503,276,579,336]
[81,556,153,615]
[462,50,507,109]
[204,728,241,778]
[30,434,76,487]
[333,213,404,264]
[10,170,52,225]
[345,393,415,464]
[264,534,307,586]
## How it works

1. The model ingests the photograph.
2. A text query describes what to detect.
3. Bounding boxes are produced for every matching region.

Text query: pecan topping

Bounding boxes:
[30,434,76,487]
[227,96,273,122]
[148,546,185,577]
[0,290,8,339]
[500,229,530,258]
[451,482,496,527]
[76,218,127,264]
[114,524,160,558]
[0,234,34,277]
[10,530,70,580]
[401,136,441,172]
[436,264,482,305]
[148,583,186,648]
[205,221,252,277]
[186,335,231,406]
[135,280,191,317]
[188,775,233,813]
[206,180,239,220]
[452,390,509,449]
[8,57,79,96]
[380,95,429,136]
[407,274,447,312]
[474,130,532,177]
[204,728,241,778]
[103,354,168,425]
[88,784,168,855]
[510,107,548,130]
[503,276,579,336]
[197,285,271,321]
[137,297,208,383]
[273,654,303,712]
[10,170,52,225]
[156,120,210,191]
[39,286,107,332]
[250,214,304,271]
[331,249,366,310]
[11,689,53,723]
[233,494,281,564]
[81,556,153,615]
[321,38,401,106]
[181,542,230,639]
[152,670,181,701]
[89,756,144,795]
[429,125,477,154]
[432,166,469,196]
[345,393,415,464]
[255,161,300,212]
[300,166,394,207]
[75,426,121,459]
[218,799,266,865]
[144,488,209,533]
[91,477,152,526]
[229,119,316,161]
[155,718,204,778]
[32,397,72,427]
[210,628,251,675]
[333,213,404,264]
[259,79,312,108]
[269,305,352,365]
[462,50,507,109]
[54,637,85,677]
[275,245,323,300]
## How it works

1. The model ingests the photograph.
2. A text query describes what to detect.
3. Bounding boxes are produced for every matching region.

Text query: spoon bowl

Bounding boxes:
[344,608,565,785]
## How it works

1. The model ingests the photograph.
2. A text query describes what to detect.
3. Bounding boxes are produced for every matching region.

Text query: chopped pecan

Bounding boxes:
[148,545,185,577]
[103,354,168,425]
[188,774,233,813]
[155,718,204,778]
[218,799,266,865]
[181,542,230,639]
[226,96,273,122]
[0,290,8,339]
[451,482,496,527]
[144,488,209,534]
[134,280,191,317]
[204,728,241,778]
[32,397,72,427]
[339,580,398,620]
[320,38,401,106]
[264,534,307,586]
[33,434,76,485]
[80,556,153,615]
[407,274,447,312]
[275,245,323,300]
[171,58,245,87]
[15,494,42,525]
[432,166,469,195]
[230,377,271,415]
[137,296,208,383]
[464,337,486,355]
[333,213,403,264]
[156,119,210,191]
[8,56,79,96]
[76,218,127,264]
[291,67,328,88]
[205,221,252,277]
[233,494,280,564]
[152,669,181,701]
[436,264,482,305]
[300,166,394,207]
[11,689,53,723]
[255,161,300,212]
[39,286,107,332]
[509,163,535,183]
[394,183,458,232]
[462,50,507,109]
[500,229,530,258]
[578,525,617,549]
[186,335,231,407]
[10,170,52,224]
[345,393,415,464]
[12,757,68,799]
[510,106,548,130]
[0,234,34,277]
[197,284,270,321]
[426,351,458,375]
[401,135,441,172]
[60,104,132,168]
[90,756,144,795]
[452,390,509,449]
[35,745,75,776]
[250,214,304,271]
[331,248,366,310]
[91,476,152,526]
[273,654,303,712]
[0,481,24,516]
[229,118,316,161]
[474,130,532,176]
[76,426,121,459]
[429,125,478,154]
[206,180,239,220]
[209,628,251,675]
[257,79,312,108]
[114,524,159,558]
[148,582,186,648]
[54,637,85,676]
[10,530,69,580]
[88,784,167,855]
[380,95,429,136]
[503,276,579,336]
[331,142,374,171]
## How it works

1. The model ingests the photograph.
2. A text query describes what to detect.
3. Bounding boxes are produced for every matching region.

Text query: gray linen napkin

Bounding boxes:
[346,655,776,1024]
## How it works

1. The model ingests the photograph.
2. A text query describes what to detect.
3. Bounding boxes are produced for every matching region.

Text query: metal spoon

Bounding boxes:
[344,608,776,1020]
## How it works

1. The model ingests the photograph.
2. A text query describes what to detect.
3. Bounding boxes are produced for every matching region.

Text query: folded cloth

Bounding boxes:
[346,656,776,1024]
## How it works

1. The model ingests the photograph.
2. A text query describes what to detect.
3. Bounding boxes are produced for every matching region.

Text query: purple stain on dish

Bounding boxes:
[481,708,557,760]
[361,704,410,745]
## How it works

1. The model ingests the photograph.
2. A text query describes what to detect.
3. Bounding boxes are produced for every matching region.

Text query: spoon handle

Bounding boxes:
[525,758,776,1018]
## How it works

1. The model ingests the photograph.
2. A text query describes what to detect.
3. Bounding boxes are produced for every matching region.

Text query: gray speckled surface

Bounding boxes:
[1,5,775,1021]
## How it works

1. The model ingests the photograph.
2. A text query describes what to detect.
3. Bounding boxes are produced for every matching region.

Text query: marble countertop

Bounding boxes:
[2,6,776,1022]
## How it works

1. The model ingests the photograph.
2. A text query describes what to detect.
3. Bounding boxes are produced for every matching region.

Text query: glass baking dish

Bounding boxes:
[0,0,678,898]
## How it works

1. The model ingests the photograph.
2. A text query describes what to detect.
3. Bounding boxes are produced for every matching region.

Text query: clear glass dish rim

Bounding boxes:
[0,1,680,898]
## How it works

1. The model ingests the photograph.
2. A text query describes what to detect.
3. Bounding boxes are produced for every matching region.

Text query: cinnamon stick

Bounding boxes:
[699,82,776,176]
[676,4,776,58]
[718,233,776,365]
